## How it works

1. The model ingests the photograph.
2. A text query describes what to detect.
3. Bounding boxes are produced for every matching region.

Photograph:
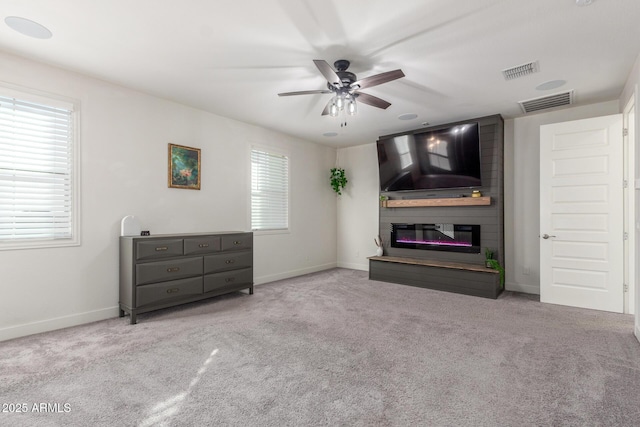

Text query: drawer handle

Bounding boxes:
[234,241,242,245]
[225,278,235,283]
[198,243,209,248]
[167,267,180,273]
[166,288,180,294]
[225,259,235,264]
[155,246,168,251]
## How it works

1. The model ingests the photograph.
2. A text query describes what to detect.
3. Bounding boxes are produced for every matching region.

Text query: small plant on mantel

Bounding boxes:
[484,248,494,267]
[330,168,348,195]
[485,248,505,289]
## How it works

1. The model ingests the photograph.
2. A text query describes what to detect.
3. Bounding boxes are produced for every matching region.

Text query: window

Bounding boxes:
[394,135,413,169]
[0,88,79,249]
[251,148,288,231]
[427,139,451,171]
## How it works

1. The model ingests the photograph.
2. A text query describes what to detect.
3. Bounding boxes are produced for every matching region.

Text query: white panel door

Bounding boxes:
[540,114,623,313]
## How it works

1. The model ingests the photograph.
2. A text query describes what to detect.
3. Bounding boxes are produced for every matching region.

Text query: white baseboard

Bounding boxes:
[635,323,640,342]
[254,262,337,285]
[0,306,120,342]
[337,261,368,271]
[2,263,338,341]
[505,281,540,295]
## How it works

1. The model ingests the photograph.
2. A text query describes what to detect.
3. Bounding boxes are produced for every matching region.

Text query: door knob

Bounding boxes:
[541,234,556,239]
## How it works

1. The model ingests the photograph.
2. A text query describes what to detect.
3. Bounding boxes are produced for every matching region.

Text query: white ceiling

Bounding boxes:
[1,0,639,147]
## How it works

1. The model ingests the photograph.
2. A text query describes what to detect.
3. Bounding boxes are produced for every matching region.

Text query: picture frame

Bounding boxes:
[168,143,201,190]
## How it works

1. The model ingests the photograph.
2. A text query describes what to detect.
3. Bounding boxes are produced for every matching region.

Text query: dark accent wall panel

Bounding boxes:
[378,115,504,267]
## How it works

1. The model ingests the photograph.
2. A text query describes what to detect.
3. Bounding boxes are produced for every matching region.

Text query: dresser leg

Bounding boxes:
[119,308,125,318]
[249,285,254,295]
[130,312,137,325]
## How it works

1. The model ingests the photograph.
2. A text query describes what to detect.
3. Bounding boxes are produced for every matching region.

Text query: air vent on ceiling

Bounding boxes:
[502,61,539,80]
[519,90,574,114]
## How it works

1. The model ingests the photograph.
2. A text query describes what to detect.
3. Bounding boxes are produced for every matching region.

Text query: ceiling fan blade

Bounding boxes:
[321,99,332,116]
[351,69,405,90]
[356,92,392,109]
[313,59,342,88]
[278,90,333,96]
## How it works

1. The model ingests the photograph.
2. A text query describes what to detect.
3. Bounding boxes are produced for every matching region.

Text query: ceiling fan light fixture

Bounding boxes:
[329,97,339,117]
[347,98,357,116]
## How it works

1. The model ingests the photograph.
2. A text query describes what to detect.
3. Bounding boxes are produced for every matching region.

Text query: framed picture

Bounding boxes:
[168,143,201,190]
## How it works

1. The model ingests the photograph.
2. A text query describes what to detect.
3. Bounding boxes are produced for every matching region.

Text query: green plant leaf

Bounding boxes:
[330,168,347,195]
[486,259,505,289]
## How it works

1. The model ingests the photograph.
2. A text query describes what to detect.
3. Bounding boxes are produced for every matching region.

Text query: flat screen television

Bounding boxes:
[376,122,482,191]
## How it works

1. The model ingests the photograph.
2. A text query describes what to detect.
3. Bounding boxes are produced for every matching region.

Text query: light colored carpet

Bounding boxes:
[1,268,640,426]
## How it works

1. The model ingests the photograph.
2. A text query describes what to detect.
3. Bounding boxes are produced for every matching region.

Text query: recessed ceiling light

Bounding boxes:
[323,132,338,137]
[575,0,593,6]
[5,16,52,39]
[398,113,418,120]
[535,80,567,91]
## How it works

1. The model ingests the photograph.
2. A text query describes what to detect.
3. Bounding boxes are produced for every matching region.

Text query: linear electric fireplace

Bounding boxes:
[391,223,481,254]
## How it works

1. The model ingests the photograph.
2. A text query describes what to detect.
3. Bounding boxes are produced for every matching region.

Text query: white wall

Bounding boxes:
[505,100,620,294]
[336,144,380,271]
[0,51,337,341]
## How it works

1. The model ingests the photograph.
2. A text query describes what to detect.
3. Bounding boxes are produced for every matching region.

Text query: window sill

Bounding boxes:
[252,228,290,237]
[0,238,80,251]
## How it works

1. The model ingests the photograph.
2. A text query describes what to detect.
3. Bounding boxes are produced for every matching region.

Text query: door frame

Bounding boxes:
[624,93,636,315]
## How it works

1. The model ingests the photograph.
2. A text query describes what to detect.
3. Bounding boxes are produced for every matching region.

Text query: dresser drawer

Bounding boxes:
[136,239,183,260]
[136,257,202,285]
[184,236,221,255]
[221,233,252,251]
[136,277,203,307]
[204,251,252,274]
[204,268,252,293]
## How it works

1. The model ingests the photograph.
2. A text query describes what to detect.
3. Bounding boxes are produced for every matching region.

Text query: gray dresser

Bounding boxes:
[119,231,253,324]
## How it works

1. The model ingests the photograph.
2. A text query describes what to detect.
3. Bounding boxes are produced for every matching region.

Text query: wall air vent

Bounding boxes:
[502,61,539,80]
[519,90,574,114]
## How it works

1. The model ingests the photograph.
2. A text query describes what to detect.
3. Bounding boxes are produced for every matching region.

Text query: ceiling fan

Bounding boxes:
[278,59,405,117]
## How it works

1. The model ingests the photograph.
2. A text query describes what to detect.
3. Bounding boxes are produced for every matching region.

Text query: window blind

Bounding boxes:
[251,149,288,231]
[0,94,75,243]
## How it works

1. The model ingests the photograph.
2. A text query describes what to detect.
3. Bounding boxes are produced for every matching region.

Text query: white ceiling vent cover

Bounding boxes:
[502,61,539,80]
[519,90,574,113]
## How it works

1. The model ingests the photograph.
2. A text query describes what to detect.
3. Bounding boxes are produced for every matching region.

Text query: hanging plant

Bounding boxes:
[330,168,348,195]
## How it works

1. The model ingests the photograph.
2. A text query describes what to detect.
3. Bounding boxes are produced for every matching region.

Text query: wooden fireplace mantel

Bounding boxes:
[381,196,491,208]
